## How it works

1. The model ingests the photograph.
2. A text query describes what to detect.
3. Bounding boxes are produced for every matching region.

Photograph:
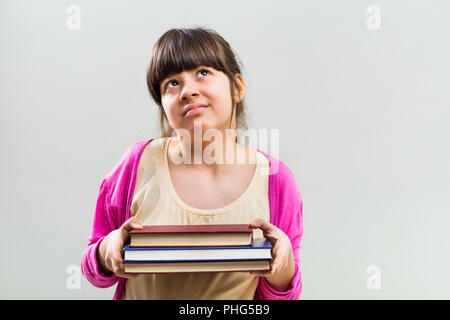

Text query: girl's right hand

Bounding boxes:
[97,216,143,280]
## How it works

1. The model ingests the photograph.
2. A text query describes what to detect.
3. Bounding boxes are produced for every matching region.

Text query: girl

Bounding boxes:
[81,27,303,300]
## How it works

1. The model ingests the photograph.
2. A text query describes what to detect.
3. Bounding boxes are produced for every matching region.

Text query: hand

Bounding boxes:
[248,218,295,291]
[97,216,143,280]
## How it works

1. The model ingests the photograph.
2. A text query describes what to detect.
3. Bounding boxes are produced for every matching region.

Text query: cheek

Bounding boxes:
[161,99,178,124]
[210,85,233,111]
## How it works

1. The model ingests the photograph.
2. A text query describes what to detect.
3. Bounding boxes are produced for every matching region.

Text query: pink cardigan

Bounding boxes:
[81,138,304,300]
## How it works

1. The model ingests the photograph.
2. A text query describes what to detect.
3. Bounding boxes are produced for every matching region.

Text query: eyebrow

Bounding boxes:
[161,71,179,87]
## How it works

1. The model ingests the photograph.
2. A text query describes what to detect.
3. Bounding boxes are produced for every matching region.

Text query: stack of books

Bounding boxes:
[122,224,273,274]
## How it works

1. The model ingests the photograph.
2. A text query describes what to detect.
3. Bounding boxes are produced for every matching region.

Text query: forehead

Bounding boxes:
[161,65,212,80]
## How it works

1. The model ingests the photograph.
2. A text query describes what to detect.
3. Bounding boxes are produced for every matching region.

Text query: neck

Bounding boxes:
[168,128,255,175]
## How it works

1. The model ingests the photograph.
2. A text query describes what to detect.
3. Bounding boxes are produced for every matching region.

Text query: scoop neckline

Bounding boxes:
[162,137,261,215]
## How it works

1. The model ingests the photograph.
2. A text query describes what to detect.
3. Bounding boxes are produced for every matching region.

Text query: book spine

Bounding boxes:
[129,233,254,248]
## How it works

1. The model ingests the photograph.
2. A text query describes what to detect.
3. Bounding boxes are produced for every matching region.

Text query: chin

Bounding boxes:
[190,119,214,132]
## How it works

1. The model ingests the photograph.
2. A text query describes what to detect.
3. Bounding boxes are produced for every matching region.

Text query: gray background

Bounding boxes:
[1,0,449,299]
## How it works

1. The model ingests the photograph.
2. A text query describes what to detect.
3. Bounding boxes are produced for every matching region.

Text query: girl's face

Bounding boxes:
[160,65,244,135]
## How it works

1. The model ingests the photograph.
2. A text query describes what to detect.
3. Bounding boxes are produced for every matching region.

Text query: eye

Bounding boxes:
[164,68,210,91]
[165,79,178,90]
[198,68,210,77]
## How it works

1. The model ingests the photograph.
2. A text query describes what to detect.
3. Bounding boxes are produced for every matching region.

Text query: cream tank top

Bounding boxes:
[122,137,271,300]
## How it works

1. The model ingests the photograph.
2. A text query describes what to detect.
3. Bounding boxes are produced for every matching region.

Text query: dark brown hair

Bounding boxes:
[146,27,250,140]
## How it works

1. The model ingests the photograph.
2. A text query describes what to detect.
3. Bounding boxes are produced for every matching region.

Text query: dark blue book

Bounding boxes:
[123,238,272,262]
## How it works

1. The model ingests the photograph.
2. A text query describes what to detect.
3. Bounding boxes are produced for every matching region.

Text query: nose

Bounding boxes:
[179,78,199,102]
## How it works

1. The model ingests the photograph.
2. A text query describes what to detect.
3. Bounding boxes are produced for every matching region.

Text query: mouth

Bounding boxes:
[183,103,209,117]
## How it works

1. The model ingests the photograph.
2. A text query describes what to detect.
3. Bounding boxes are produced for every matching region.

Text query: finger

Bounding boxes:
[270,240,287,273]
[109,243,140,279]
[116,263,140,280]
[110,255,122,276]
[117,272,140,280]
[105,259,113,274]
[271,238,282,257]
[250,264,275,277]
[249,270,273,277]
[122,217,144,233]
[270,254,281,274]
[110,244,127,274]
[120,218,143,240]
[248,218,273,233]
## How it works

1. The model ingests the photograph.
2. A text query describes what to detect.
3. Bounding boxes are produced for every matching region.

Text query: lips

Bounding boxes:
[183,103,209,116]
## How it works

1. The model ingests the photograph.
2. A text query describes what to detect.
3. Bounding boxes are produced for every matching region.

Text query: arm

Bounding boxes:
[80,179,119,288]
[81,139,150,289]
[254,164,304,300]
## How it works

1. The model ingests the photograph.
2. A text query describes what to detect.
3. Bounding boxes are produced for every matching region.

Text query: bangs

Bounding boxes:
[147,28,232,103]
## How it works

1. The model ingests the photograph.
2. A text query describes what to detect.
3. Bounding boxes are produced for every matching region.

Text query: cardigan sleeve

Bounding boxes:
[80,139,151,293]
[81,179,120,288]
[254,161,304,300]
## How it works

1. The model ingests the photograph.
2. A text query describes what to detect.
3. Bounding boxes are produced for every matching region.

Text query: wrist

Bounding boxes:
[97,237,113,276]
[265,251,295,292]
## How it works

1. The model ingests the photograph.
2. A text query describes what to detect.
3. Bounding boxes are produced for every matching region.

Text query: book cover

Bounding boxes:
[129,224,253,234]
[123,238,273,262]
[129,224,254,247]
[122,259,271,274]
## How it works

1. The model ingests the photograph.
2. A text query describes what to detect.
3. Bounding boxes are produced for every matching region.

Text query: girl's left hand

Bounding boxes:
[248,218,295,279]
